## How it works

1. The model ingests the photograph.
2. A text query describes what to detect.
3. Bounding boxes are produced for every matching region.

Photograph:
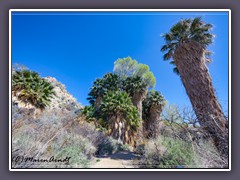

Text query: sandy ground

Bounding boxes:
[90,151,140,168]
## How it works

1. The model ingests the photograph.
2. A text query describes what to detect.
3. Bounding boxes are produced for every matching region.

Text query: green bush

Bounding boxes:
[141,136,196,168]
[160,137,195,168]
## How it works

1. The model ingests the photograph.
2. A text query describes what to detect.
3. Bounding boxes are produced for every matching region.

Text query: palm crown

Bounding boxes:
[99,91,140,130]
[12,69,56,110]
[122,76,148,98]
[143,90,166,110]
[87,73,121,105]
[161,17,214,74]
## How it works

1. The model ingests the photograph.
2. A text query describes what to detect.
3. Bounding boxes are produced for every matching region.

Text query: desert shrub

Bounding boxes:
[12,109,99,168]
[140,130,227,168]
[158,104,228,168]
[160,137,195,168]
[135,143,145,155]
[140,136,195,168]
[76,115,132,156]
[71,118,106,148]
[49,131,96,168]
[192,139,228,168]
[12,102,36,123]
[97,137,132,156]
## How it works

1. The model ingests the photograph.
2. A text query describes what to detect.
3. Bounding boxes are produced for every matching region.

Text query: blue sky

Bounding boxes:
[12,11,229,113]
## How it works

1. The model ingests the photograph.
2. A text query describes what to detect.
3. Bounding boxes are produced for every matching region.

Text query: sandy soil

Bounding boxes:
[90,151,140,168]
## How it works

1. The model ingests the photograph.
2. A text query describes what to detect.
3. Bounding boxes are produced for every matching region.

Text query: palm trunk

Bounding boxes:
[131,93,144,119]
[131,92,147,142]
[94,96,102,108]
[174,41,228,157]
[110,114,121,140]
[110,114,129,144]
[144,104,163,138]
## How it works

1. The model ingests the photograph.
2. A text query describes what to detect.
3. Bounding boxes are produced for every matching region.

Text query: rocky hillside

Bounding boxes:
[44,77,82,111]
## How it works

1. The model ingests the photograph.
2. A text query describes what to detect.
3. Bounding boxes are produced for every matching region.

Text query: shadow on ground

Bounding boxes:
[96,150,141,160]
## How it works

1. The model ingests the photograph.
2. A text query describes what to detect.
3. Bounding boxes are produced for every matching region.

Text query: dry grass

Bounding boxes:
[139,122,228,168]
[12,109,100,168]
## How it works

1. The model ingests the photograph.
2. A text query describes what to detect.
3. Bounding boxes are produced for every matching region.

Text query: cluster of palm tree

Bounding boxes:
[161,17,228,158]
[12,69,56,110]
[83,61,165,145]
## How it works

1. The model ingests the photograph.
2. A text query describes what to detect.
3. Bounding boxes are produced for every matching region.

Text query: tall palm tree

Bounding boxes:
[99,91,140,145]
[12,69,56,110]
[143,90,166,138]
[161,17,228,157]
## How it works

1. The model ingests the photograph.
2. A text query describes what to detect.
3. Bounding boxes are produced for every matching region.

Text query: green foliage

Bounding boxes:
[113,56,156,88]
[159,137,195,168]
[87,73,121,105]
[99,91,140,130]
[142,71,156,89]
[143,90,166,109]
[161,17,214,75]
[113,56,138,77]
[81,105,96,122]
[54,135,96,168]
[81,106,109,132]
[86,73,147,132]
[122,76,148,98]
[12,69,56,110]
[141,136,195,168]
[143,90,166,118]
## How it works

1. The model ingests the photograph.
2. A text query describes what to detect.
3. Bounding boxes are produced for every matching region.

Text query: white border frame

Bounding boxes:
[9,9,231,171]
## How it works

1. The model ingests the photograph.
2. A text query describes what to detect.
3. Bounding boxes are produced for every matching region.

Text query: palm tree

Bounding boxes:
[161,17,228,157]
[143,90,166,138]
[122,76,148,119]
[99,91,140,145]
[87,73,121,107]
[122,76,148,142]
[12,69,56,110]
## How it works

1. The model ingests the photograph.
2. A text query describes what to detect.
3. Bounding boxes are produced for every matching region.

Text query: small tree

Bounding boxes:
[113,56,156,88]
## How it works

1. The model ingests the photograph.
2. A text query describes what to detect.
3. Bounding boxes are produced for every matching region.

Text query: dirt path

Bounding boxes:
[90,151,140,168]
